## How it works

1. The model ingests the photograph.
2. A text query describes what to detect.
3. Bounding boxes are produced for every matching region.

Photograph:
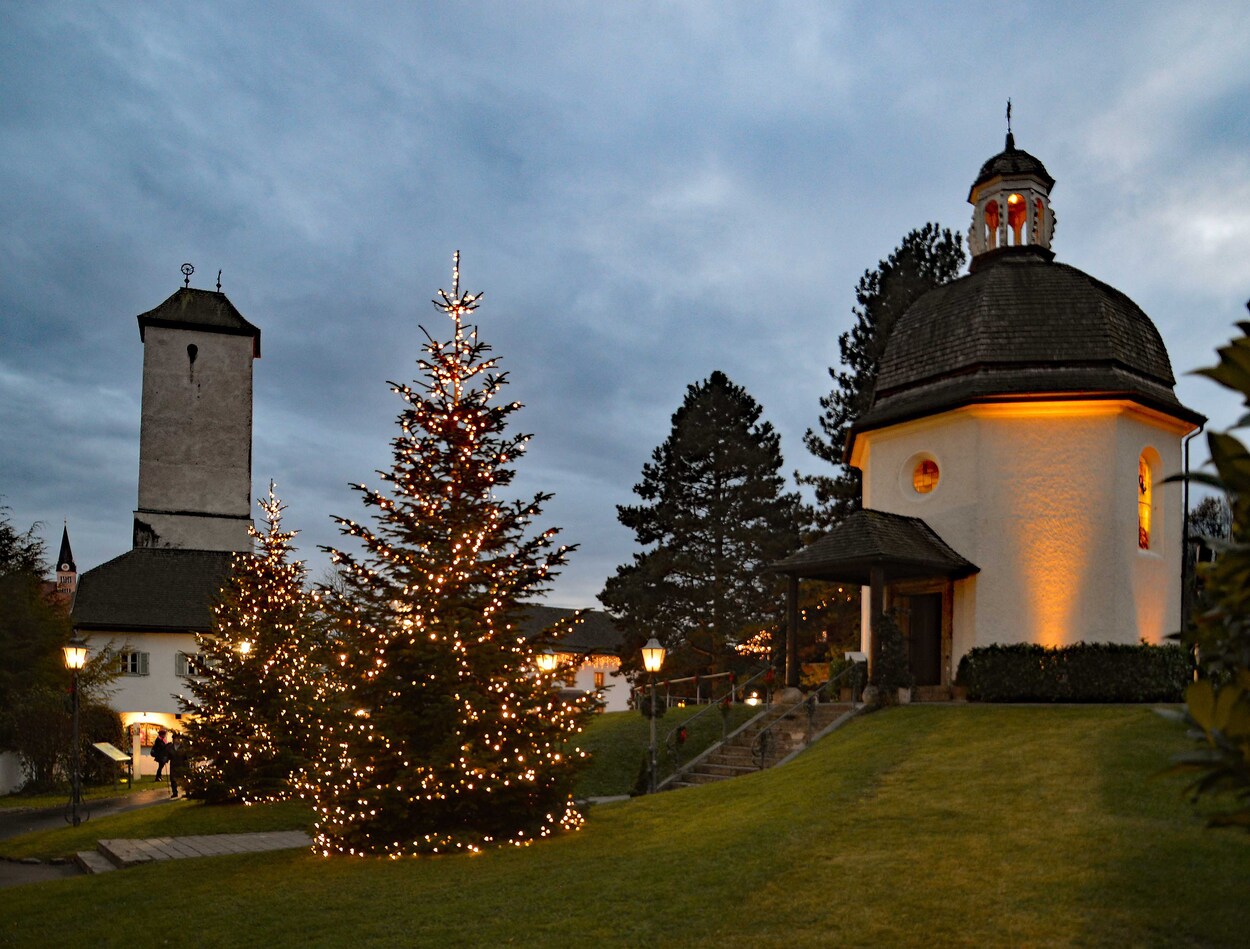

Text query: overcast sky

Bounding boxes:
[3,2,1248,608]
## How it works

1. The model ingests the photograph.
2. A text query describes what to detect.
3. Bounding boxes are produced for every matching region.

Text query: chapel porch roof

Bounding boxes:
[771,509,979,584]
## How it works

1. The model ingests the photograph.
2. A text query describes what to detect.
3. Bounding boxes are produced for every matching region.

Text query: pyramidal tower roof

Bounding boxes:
[56,523,75,573]
[137,286,261,357]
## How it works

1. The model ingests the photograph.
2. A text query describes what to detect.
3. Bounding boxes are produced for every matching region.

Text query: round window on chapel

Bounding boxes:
[913,459,940,495]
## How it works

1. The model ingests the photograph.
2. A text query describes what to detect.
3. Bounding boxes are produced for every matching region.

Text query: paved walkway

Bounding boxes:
[93,830,311,870]
[0,787,173,841]
[1,789,308,887]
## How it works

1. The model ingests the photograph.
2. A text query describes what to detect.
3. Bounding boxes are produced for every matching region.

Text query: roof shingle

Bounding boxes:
[72,548,234,633]
[771,509,978,584]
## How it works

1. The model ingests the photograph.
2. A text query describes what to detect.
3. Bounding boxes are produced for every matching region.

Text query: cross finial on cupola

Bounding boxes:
[966,110,1057,271]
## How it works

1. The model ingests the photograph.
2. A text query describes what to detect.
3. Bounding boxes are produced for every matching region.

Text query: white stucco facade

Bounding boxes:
[851,399,1194,676]
[80,629,200,776]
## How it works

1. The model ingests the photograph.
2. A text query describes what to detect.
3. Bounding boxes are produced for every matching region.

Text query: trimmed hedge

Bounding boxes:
[955,642,1190,703]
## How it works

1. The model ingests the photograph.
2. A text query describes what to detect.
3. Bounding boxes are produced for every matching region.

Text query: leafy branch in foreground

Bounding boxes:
[1162,314,1250,829]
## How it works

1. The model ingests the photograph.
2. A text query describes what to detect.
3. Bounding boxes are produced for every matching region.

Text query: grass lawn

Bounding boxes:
[1,706,1246,948]
[574,703,758,797]
[0,774,170,810]
[0,798,311,861]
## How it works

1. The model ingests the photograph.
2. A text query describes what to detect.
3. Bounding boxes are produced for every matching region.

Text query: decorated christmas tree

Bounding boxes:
[183,484,323,803]
[309,252,591,857]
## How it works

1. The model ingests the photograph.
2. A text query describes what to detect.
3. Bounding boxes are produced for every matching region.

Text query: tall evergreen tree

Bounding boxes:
[803,224,965,528]
[0,507,120,788]
[309,253,591,857]
[599,371,801,679]
[0,508,68,746]
[182,484,322,803]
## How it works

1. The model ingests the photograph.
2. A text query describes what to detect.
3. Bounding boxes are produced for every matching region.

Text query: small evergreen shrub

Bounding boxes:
[871,612,914,704]
[956,641,1190,703]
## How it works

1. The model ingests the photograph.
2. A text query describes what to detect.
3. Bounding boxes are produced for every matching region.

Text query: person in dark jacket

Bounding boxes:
[167,733,185,799]
[152,728,169,781]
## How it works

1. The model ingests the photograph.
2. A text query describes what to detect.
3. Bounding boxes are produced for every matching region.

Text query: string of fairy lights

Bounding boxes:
[734,587,859,659]
[296,252,594,857]
[182,482,323,804]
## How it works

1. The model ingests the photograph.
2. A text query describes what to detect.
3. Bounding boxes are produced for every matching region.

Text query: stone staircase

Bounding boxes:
[665,701,854,790]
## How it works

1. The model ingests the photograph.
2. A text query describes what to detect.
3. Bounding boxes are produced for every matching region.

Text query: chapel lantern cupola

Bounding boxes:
[967,121,1056,271]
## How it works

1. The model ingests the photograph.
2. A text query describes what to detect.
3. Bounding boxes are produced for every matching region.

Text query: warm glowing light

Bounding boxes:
[238,640,252,655]
[62,642,88,670]
[1007,192,1026,244]
[641,638,666,674]
[912,458,939,494]
[1138,455,1152,550]
[535,649,558,673]
[745,690,762,707]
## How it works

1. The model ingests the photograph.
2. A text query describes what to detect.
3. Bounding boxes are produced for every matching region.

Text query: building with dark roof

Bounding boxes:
[516,605,629,712]
[72,274,258,770]
[775,131,1202,691]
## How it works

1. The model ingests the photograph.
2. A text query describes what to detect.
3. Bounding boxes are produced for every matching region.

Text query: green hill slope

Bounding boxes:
[2,706,1246,948]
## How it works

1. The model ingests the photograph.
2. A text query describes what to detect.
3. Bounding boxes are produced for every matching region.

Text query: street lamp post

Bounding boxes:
[641,637,666,793]
[62,640,89,827]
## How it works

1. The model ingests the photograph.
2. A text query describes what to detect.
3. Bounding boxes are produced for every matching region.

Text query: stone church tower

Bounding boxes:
[72,272,261,769]
[132,280,261,552]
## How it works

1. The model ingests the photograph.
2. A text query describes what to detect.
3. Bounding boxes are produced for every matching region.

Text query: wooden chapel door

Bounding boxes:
[908,593,943,687]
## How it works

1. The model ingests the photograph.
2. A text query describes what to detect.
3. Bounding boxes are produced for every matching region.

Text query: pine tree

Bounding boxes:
[182,484,322,803]
[599,371,801,679]
[309,253,591,857]
[0,508,69,749]
[803,224,965,528]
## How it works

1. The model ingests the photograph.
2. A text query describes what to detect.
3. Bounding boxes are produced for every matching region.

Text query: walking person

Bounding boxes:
[167,733,184,799]
[152,728,169,781]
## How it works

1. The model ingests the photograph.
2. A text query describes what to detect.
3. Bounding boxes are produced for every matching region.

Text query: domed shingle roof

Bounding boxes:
[851,251,1204,438]
[970,131,1054,196]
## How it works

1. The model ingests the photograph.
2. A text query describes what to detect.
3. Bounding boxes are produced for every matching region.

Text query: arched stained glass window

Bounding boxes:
[1138,455,1152,550]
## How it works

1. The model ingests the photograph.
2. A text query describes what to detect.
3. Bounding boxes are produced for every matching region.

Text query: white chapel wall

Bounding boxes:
[858,401,1187,662]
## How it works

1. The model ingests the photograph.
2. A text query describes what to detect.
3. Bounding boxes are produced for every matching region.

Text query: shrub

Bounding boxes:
[956,641,1189,703]
[872,612,914,704]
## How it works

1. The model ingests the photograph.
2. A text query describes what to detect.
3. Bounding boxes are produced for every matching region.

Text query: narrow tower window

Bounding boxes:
[1138,455,1152,549]
[1007,193,1026,244]
[984,200,1000,249]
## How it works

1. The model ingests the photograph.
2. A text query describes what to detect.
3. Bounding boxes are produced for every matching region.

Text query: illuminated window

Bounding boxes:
[593,671,605,690]
[984,200,1000,249]
[1138,455,1152,549]
[1007,193,1026,244]
[913,459,940,495]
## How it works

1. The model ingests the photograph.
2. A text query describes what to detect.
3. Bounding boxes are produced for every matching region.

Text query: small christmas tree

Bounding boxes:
[309,252,591,857]
[183,484,322,803]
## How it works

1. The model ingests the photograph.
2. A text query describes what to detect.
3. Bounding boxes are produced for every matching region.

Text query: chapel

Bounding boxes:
[774,130,1205,690]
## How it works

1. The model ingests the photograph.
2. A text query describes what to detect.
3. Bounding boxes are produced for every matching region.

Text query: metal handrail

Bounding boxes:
[749,662,864,769]
[657,665,776,781]
[631,669,740,708]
